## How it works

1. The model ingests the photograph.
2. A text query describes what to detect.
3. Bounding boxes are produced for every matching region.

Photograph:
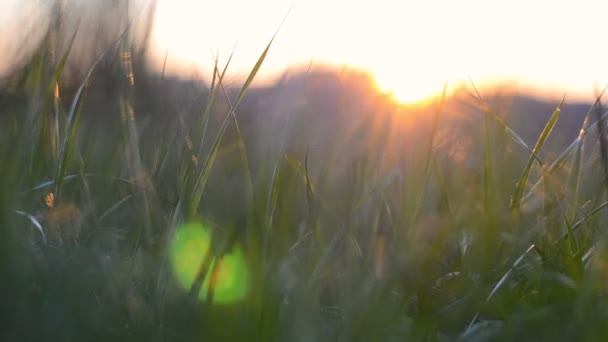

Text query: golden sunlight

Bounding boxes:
[149,0,607,101]
[374,72,450,105]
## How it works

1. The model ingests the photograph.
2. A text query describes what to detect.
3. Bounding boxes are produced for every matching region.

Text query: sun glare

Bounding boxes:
[374,72,449,105]
[150,0,608,100]
[378,82,441,105]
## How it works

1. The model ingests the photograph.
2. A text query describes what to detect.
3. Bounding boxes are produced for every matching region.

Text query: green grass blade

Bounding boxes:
[510,96,564,213]
[190,37,274,217]
[54,27,128,199]
[563,213,578,255]
[409,84,447,224]
[217,72,253,201]
[282,153,331,216]
[265,154,283,228]
[352,170,398,212]
[467,83,539,164]
[178,52,232,215]
[283,154,313,190]
[232,38,274,110]
[567,109,593,221]
[522,108,608,207]
[594,92,608,196]
[432,158,454,216]
[304,149,320,246]
[14,210,47,245]
[195,50,234,159]
[488,244,537,302]
[466,244,536,333]
[483,102,493,211]
[32,28,78,170]
[554,201,608,245]
[469,82,494,211]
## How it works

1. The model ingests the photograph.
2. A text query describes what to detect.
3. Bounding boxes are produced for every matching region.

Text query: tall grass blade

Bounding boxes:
[98,194,133,222]
[283,153,320,195]
[352,170,398,212]
[466,244,536,333]
[433,158,453,216]
[264,62,312,244]
[483,107,492,211]
[190,37,274,216]
[32,28,78,169]
[14,210,47,245]
[189,245,215,298]
[563,213,579,256]
[54,27,129,198]
[217,74,253,201]
[467,83,539,164]
[567,108,592,221]
[554,201,608,245]
[195,50,233,160]
[304,149,319,246]
[522,109,608,206]
[510,96,564,213]
[176,53,226,218]
[409,84,447,224]
[594,92,608,197]
[469,82,494,211]
[18,174,78,195]
[265,154,283,231]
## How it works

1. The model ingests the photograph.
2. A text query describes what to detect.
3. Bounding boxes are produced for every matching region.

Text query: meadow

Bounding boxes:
[2,16,608,342]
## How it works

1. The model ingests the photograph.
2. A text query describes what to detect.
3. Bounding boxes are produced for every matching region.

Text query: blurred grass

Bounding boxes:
[2,19,608,342]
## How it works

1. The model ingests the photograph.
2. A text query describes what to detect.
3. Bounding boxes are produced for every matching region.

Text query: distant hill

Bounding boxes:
[438,88,593,158]
[230,68,596,169]
[1,61,597,172]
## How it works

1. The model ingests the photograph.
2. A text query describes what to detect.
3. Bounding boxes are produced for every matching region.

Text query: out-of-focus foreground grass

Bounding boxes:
[2,21,608,342]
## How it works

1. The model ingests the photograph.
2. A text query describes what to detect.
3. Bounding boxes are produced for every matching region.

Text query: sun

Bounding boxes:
[374,73,448,105]
[382,86,436,105]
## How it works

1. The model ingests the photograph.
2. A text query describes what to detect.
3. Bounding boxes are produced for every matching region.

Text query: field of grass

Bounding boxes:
[2,26,608,342]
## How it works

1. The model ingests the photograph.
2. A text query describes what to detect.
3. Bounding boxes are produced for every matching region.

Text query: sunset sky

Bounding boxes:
[1,0,607,103]
[150,0,608,103]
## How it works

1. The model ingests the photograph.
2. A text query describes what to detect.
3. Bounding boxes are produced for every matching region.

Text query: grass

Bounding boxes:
[2,23,608,342]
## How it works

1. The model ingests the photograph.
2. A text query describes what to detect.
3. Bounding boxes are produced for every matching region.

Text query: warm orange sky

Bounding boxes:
[150,0,608,103]
[1,1,606,103]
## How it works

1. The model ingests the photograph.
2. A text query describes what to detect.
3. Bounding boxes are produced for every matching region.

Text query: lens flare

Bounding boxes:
[169,221,250,304]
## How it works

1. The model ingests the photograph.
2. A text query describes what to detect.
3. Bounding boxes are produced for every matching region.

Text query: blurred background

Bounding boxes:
[1,1,608,341]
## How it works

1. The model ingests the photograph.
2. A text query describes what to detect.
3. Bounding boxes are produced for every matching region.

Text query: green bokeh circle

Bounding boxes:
[169,221,250,304]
